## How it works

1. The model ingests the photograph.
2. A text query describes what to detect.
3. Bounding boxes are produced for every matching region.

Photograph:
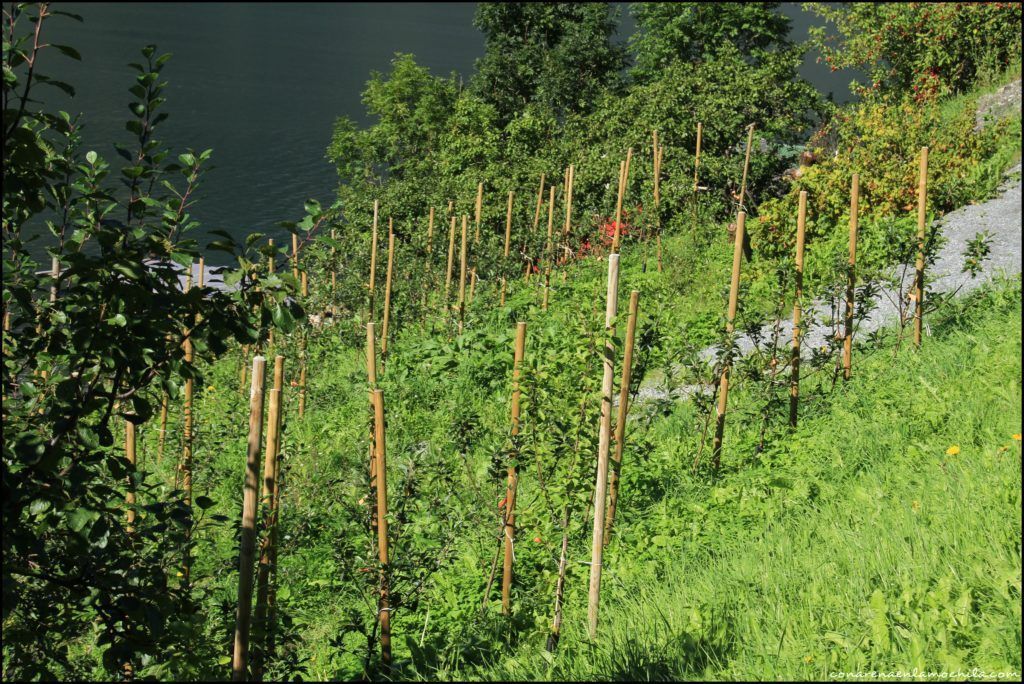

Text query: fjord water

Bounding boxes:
[30,3,850,263]
[34,3,484,261]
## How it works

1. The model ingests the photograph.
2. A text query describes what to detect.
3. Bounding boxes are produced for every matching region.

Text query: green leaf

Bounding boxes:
[52,44,82,60]
[195,496,215,510]
[106,313,127,327]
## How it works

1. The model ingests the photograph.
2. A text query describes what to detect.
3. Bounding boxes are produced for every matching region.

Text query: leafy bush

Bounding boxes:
[807,2,1023,98]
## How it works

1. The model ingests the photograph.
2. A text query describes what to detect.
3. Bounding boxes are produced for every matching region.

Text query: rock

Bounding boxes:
[975,79,1022,132]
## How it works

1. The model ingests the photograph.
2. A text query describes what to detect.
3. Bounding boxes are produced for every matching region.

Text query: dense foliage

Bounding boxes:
[806,2,1023,98]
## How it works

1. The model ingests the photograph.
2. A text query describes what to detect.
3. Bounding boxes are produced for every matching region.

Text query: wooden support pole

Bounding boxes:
[789,191,808,428]
[371,389,392,670]
[587,253,621,639]
[368,200,379,323]
[711,212,746,470]
[468,267,477,306]
[253,355,285,681]
[738,124,755,211]
[299,272,309,418]
[331,228,337,302]
[500,277,507,306]
[182,267,195,505]
[232,355,267,682]
[545,185,556,266]
[843,174,859,380]
[125,419,137,530]
[458,215,468,335]
[291,233,299,282]
[503,191,514,258]
[474,181,484,244]
[156,390,169,466]
[426,206,435,254]
[366,322,378,536]
[613,149,633,253]
[267,240,276,350]
[381,220,396,361]
[914,146,929,349]
[604,289,640,545]
[562,165,575,263]
[532,173,546,233]
[501,321,528,616]
[443,215,456,311]
[693,121,703,226]
[655,144,663,272]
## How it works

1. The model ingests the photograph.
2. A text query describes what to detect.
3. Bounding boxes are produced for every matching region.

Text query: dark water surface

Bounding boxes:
[29,3,851,263]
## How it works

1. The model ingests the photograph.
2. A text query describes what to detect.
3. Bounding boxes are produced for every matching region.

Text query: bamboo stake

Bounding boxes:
[267,239,277,350]
[331,228,337,307]
[366,322,378,537]
[290,233,299,282]
[371,389,392,670]
[789,191,808,428]
[125,420,137,530]
[501,322,527,616]
[587,253,621,638]
[503,191,514,258]
[239,345,248,396]
[612,148,633,252]
[532,173,546,232]
[253,355,285,681]
[457,215,468,335]
[426,207,435,254]
[182,266,194,505]
[298,271,309,418]
[474,181,483,244]
[914,146,929,349]
[381,220,395,360]
[562,165,575,262]
[368,200,379,323]
[738,124,755,211]
[655,145,664,272]
[843,174,859,380]
[231,355,267,682]
[693,121,703,226]
[468,267,477,306]
[443,215,456,312]
[604,290,640,545]
[500,277,507,306]
[156,389,168,466]
[711,212,746,470]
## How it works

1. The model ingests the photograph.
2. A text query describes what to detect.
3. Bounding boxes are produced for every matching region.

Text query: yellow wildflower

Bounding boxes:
[206,385,215,392]
[912,500,921,512]
[803,655,814,665]
[945,445,960,456]
[1012,434,1021,441]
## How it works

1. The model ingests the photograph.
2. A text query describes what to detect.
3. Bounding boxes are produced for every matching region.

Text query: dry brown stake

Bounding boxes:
[587,253,621,638]
[381,221,395,360]
[474,181,484,244]
[501,322,527,615]
[125,420,137,529]
[457,215,468,334]
[914,146,929,348]
[368,199,380,323]
[738,124,755,211]
[443,215,456,311]
[604,289,640,545]
[371,389,392,669]
[843,174,859,380]
[711,212,746,469]
[504,190,514,258]
[789,191,808,427]
[253,355,284,680]
[232,355,267,681]
[533,173,545,232]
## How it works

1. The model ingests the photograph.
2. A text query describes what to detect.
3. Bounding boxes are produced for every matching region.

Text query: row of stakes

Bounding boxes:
[123,133,932,676]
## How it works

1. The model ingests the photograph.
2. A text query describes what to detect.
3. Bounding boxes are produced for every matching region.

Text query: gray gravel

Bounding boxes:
[637,162,1023,403]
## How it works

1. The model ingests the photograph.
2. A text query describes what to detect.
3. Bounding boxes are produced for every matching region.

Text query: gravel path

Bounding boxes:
[637,162,1023,402]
